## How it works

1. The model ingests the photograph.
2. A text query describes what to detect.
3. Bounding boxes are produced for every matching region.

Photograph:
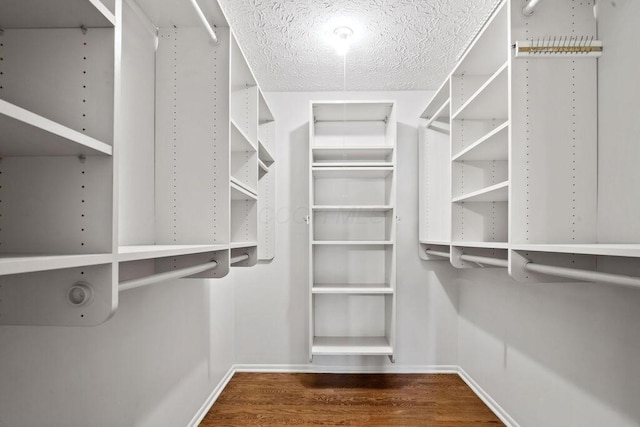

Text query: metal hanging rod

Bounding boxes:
[119,260,218,292]
[189,0,219,44]
[524,262,640,289]
[424,249,450,259]
[515,36,603,58]
[522,0,543,16]
[231,253,250,265]
[460,254,508,268]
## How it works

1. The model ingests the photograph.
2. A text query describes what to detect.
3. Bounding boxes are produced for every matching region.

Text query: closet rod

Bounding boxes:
[522,0,543,16]
[424,249,450,259]
[524,262,640,289]
[459,254,508,268]
[189,0,218,44]
[119,260,218,292]
[231,253,250,265]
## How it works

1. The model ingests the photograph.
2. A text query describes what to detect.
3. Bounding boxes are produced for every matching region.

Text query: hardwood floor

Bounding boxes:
[200,373,503,426]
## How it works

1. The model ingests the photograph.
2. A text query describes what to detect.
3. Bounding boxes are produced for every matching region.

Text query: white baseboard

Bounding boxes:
[457,366,519,427]
[188,364,516,427]
[187,365,235,427]
[234,363,459,374]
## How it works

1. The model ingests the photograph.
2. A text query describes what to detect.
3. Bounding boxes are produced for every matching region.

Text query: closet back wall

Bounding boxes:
[232,91,460,369]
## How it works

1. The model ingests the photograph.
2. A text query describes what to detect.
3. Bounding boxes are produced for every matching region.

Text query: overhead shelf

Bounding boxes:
[420,240,452,246]
[0,99,113,156]
[230,242,258,249]
[452,181,509,203]
[0,0,115,28]
[421,78,451,119]
[312,283,393,294]
[0,253,113,276]
[312,336,393,356]
[312,162,393,168]
[258,140,275,165]
[312,102,394,122]
[452,121,509,161]
[117,244,228,262]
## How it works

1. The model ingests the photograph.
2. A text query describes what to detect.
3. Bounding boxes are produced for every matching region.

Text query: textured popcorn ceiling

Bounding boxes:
[217,0,502,91]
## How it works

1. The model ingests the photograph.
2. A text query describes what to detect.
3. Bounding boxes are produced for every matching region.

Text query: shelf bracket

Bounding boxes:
[80,25,88,35]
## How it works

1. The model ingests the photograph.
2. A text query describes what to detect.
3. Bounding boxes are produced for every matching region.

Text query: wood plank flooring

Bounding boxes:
[200,373,503,426]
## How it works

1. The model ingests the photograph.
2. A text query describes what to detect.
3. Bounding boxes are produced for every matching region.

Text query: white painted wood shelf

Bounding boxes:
[117,245,228,262]
[312,146,394,163]
[0,253,113,276]
[452,62,509,120]
[230,178,258,200]
[312,337,394,356]
[452,121,509,161]
[452,241,509,249]
[0,99,113,156]
[452,181,509,203]
[0,0,115,28]
[230,242,258,249]
[312,240,394,246]
[312,167,394,179]
[312,205,393,212]
[312,284,393,294]
[511,244,640,258]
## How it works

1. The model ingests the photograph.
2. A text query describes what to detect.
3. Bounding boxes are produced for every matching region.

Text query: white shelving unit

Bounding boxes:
[258,92,276,261]
[418,0,639,285]
[309,101,397,361]
[0,0,275,325]
[0,0,116,326]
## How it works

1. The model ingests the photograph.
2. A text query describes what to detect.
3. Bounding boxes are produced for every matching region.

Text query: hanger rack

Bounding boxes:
[514,36,603,58]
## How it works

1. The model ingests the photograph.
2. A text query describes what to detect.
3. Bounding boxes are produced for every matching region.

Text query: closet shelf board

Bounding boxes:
[117,245,228,262]
[451,62,509,121]
[452,181,509,203]
[452,121,509,161]
[230,242,258,249]
[511,244,640,258]
[0,99,113,156]
[312,205,393,212]
[312,336,393,356]
[230,178,258,200]
[452,241,509,249]
[312,283,393,294]
[0,0,115,28]
[0,253,113,276]
[230,118,257,151]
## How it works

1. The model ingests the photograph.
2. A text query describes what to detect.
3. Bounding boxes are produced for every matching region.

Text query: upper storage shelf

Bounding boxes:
[0,0,115,28]
[313,102,393,122]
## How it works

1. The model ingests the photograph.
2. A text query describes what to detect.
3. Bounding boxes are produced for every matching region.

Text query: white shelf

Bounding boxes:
[312,241,393,246]
[452,62,509,121]
[0,0,115,28]
[312,205,393,212]
[425,99,450,130]
[230,180,258,201]
[0,99,113,156]
[452,241,509,249]
[230,119,257,152]
[312,336,393,356]
[312,102,394,122]
[511,244,640,258]
[312,146,393,163]
[117,245,228,262]
[0,253,113,276]
[421,78,451,119]
[313,162,393,168]
[230,177,258,200]
[420,240,451,246]
[258,159,269,175]
[258,140,275,165]
[312,284,393,294]
[452,121,509,161]
[452,181,509,203]
[312,167,393,179]
[230,242,258,249]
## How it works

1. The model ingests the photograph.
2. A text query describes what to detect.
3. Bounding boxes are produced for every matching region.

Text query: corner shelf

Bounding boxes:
[0,99,113,156]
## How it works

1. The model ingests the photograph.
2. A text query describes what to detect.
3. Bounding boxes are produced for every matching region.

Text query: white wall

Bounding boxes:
[232,91,460,368]
[0,277,234,427]
[457,2,640,426]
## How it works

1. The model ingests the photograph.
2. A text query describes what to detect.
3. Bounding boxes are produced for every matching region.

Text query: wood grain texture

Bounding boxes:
[200,373,503,426]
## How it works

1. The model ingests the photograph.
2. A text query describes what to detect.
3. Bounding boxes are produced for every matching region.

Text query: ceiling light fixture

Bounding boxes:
[333,26,354,56]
